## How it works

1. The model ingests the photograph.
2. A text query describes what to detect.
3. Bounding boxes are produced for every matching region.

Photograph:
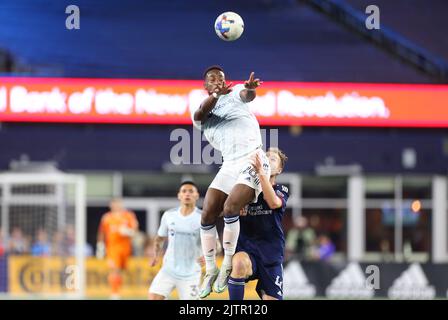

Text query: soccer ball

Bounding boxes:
[214,12,244,41]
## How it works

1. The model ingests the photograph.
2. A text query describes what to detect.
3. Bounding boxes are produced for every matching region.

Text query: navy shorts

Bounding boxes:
[244,251,284,300]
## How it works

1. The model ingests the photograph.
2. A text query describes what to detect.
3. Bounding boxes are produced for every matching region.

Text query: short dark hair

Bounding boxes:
[203,65,224,79]
[179,180,198,189]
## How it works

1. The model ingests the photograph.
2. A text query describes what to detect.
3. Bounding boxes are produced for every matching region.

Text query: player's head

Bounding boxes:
[177,181,199,206]
[203,65,225,93]
[266,147,288,177]
[109,198,125,213]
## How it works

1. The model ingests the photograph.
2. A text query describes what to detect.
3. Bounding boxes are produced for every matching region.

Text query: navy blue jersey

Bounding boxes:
[237,184,289,266]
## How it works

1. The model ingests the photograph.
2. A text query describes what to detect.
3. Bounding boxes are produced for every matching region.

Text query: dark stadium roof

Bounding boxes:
[346,0,448,61]
[0,0,445,83]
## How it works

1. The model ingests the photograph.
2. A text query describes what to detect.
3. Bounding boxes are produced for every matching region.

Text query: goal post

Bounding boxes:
[0,172,86,299]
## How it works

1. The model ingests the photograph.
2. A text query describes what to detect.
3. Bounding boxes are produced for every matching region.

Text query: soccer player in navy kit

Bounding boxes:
[227,147,289,300]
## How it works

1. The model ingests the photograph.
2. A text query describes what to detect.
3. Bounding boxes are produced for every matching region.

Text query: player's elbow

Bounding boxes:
[246,95,256,103]
[155,236,166,246]
[240,91,256,103]
[241,96,254,104]
[194,106,206,122]
[268,203,281,210]
[265,197,282,210]
[193,111,201,122]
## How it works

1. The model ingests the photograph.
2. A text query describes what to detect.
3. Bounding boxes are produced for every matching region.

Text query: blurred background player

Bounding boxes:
[7,227,29,255]
[148,181,207,300]
[313,234,336,262]
[96,198,138,299]
[31,229,51,257]
[227,148,289,300]
[286,216,316,261]
[191,66,269,298]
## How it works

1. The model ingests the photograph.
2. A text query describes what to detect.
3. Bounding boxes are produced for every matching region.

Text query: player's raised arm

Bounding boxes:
[240,72,262,103]
[194,82,233,122]
[251,152,283,209]
[194,66,233,123]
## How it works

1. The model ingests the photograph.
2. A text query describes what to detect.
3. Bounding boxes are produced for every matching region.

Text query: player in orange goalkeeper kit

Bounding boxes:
[97,198,139,299]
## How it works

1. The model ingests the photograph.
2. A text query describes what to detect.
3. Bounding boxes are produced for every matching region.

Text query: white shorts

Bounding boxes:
[149,269,201,300]
[209,148,271,203]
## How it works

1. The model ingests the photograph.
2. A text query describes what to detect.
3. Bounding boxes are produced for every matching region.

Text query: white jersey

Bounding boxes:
[157,207,202,279]
[190,84,262,161]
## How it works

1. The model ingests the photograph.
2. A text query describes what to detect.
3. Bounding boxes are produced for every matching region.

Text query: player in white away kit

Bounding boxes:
[190,66,270,298]
[148,181,206,300]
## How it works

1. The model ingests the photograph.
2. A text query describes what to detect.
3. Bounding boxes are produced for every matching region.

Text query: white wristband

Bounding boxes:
[212,92,219,99]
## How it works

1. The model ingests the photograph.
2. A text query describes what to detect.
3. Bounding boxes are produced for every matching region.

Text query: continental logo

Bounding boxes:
[18,259,74,293]
[9,256,159,296]
[7,256,259,298]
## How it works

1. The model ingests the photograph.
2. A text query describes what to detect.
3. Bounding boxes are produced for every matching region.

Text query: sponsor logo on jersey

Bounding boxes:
[247,204,273,216]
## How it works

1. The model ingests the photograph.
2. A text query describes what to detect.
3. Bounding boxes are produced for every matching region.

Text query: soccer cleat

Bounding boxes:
[213,264,232,293]
[199,267,219,299]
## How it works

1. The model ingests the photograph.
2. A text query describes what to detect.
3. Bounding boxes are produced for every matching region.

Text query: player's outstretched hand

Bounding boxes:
[250,151,263,175]
[244,72,262,90]
[214,82,233,96]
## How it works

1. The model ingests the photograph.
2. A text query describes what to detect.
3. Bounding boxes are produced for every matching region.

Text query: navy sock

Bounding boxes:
[228,276,245,300]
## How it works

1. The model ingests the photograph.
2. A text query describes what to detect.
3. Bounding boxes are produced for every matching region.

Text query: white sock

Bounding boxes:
[222,215,240,269]
[200,224,218,273]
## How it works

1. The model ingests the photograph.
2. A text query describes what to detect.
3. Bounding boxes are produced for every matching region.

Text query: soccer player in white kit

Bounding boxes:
[148,181,205,300]
[190,66,270,298]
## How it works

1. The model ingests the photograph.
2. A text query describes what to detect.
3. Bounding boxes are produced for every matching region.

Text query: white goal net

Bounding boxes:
[0,172,86,299]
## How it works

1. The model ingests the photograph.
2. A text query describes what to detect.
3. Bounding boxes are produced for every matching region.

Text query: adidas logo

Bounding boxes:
[388,263,435,300]
[283,261,316,299]
[326,262,374,299]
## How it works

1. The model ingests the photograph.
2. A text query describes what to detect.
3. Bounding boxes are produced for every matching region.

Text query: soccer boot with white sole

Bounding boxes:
[213,264,232,293]
[199,267,219,299]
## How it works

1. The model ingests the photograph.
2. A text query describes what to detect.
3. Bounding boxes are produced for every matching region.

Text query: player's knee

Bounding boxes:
[232,260,246,277]
[201,208,217,226]
[148,292,165,300]
[223,200,240,217]
[231,253,250,278]
[262,294,278,300]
